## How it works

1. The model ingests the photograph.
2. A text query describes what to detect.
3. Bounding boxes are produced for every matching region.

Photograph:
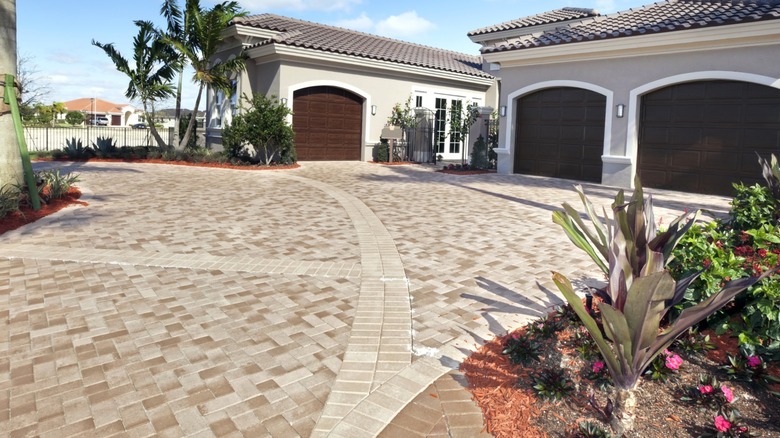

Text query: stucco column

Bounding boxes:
[0,0,23,189]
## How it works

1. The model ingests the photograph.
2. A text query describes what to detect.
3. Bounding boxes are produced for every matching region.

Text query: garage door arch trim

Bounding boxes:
[504,80,614,173]
[626,71,780,186]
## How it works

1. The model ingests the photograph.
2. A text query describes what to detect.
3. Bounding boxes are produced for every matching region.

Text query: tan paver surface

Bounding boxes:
[0,161,731,437]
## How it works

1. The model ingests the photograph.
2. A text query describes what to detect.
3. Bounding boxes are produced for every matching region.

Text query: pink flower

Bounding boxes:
[757,248,768,258]
[665,354,683,371]
[702,259,712,268]
[592,361,605,373]
[721,385,734,403]
[747,355,762,368]
[511,333,520,340]
[698,385,713,394]
[714,415,732,432]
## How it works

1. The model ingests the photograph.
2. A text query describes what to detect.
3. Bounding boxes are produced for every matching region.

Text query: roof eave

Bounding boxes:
[482,20,780,66]
[247,43,494,87]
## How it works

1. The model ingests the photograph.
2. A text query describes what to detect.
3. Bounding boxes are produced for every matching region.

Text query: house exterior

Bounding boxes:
[473,0,780,196]
[207,14,497,161]
[62,98,143,127]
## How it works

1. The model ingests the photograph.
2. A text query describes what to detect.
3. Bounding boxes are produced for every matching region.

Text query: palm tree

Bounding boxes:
[161,0,247,150]
[93,21,177,151]
[0,0,22,189]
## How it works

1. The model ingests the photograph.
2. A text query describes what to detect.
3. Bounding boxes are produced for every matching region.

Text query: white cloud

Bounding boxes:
[334,13,374,32]
[375,11,436,39]
[595,0,619,13]
[237,0,361,12]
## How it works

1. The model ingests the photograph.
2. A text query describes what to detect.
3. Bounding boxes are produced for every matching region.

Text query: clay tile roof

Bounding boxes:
[482,0,780,54]
[62,98,126,113]
[467,7,600,36]
[233,14,492,79]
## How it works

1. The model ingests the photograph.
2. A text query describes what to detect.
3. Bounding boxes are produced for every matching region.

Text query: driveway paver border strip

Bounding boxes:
[276,174,414,437]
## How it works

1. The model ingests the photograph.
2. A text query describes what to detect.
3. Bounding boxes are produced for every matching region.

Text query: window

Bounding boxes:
[415,95,423,108]
[230,80,238,116]
[449,99,463,154]
[434,98,447,154]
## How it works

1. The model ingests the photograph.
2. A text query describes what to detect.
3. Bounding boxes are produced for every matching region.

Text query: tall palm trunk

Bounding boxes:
[0,0,22,189]
[172,69,182,149]
[142,101,170,151]
[179,83,203,150]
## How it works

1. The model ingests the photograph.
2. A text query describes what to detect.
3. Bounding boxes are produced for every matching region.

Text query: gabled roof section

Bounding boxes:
[233,14,492,79]
[468,7,600,36]
[482,0,780,54]
[63,98,130,114]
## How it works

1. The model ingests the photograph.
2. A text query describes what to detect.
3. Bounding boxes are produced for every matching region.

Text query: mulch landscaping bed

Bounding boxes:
[0,187,86,235]
[437,169,497,175]
[462,320,780,437]
[35,157,300,171]
[369,161,418,166]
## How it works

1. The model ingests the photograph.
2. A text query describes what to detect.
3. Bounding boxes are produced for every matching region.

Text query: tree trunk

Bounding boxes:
[0,0,23,189]
[143,101,169,152]
[179,83,202,150]
[172,69,182,150]
[610,387,638,437]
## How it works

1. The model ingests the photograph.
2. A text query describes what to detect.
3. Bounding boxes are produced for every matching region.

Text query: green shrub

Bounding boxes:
[470,135,490,170]
[38,169,79,200]
[0,185,21,218]
[222,94,296,165]
[65,110,85,126]
[728,183,776,232]
[373,139,389,162]
[91,136,118,158]
[63,137,91,159]
[670,182,780,355]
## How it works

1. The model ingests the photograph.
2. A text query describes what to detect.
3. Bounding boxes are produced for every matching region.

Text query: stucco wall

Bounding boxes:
[272,58,494,161]
[495,43,780,187]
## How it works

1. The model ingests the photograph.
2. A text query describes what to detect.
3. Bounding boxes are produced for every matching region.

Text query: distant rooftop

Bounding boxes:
[482,0,780,54]
[468,7,599,36]
[233,14,492,79]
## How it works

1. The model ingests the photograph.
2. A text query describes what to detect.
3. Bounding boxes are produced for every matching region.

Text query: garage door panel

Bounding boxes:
[639,80,780,195]
[705,104,741,123]
[744,104,780,123]
[293,86,362,160]
[702,152,740,171]
[514,87,605,182]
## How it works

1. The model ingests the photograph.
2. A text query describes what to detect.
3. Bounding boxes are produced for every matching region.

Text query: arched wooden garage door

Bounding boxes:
[513,87,605,182]
[639,80,780,196]
[293,86,363,160]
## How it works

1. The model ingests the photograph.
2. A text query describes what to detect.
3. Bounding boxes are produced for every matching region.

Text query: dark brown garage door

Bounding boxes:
[293,86,363,160]
[639,80,780,196]
[514,87,605,182]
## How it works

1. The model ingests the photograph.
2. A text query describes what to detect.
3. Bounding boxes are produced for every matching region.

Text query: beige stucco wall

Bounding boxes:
[272,57,493,161]
[493,42,780,188]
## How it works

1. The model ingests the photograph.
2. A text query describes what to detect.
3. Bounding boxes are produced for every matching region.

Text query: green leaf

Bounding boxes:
[552,211,608,273]
[624,272,675,354]
[552,272,620,378]
[599,304,633,373]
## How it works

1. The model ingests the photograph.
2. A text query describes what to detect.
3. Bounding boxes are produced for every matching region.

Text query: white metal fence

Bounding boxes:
[24,126,175,151]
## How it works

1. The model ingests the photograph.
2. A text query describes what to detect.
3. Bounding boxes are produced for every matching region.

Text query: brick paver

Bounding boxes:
[0,161,731,437]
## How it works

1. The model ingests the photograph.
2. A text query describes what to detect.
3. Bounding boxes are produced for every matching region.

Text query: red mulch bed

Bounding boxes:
[0,187,86,235]
[35,157,300,171]
[369,161,417,166]
[462,318,780,437]
[437,169,497,175]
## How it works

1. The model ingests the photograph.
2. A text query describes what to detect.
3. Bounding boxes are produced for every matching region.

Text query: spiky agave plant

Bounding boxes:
[551,178,778,435]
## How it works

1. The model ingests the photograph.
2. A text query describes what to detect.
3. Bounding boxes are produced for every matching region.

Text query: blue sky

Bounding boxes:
[17,0,636,110]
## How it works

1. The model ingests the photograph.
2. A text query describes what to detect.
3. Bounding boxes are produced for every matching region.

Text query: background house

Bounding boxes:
[474,0,780,196]
[62,98,143,127]
[208,14,498,162]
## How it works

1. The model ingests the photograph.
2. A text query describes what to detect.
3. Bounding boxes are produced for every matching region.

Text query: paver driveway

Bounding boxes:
[0,161,732,437]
